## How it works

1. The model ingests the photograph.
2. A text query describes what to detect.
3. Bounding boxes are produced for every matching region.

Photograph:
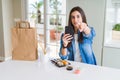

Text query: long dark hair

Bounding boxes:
[68,6,88,43]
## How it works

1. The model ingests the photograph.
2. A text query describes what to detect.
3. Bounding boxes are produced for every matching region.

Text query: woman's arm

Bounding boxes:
[61,48,67,56]
[78,23,96,39]
[82,27,96,39]
[83,26,91,35]
[59,34,68,59]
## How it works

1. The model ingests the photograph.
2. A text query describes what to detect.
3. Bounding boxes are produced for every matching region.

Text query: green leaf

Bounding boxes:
[113,23,120,31]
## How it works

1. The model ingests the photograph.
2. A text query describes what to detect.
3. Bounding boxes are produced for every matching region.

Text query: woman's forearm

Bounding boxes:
[61,47,67,56]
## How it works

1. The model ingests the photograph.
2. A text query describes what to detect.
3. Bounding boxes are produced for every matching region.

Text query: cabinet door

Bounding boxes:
[103,47,120,69]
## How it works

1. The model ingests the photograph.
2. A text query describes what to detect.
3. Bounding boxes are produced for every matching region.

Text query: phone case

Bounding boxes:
[65,26,74,47]
[65,26,74,37]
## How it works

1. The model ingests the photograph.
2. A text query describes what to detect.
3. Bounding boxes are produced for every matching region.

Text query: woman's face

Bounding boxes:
[71,11,82,29]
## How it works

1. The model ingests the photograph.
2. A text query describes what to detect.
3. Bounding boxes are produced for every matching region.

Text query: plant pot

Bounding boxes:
[50,29,61,40]
[112,30,120,40]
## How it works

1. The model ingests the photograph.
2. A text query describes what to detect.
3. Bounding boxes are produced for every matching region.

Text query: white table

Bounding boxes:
[0,60,120,80]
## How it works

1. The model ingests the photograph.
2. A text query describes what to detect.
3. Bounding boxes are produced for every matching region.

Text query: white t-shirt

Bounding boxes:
[74,34,82,62]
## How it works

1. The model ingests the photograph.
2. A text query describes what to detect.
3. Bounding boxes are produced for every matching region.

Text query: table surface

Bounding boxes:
[0,60,120,80]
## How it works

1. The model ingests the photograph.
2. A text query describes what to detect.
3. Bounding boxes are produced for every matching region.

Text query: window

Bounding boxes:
[104,0,120,48]
[27,0,66,58]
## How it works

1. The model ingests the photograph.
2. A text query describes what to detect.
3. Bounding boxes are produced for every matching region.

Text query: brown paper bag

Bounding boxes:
[11,21,38,61]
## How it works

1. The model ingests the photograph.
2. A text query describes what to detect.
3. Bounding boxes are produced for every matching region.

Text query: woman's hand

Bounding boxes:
[62,34,73,47]
[77,22,86,32]
[77,22,90,34]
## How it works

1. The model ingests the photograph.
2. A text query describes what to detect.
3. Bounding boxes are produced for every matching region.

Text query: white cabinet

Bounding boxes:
[102,47,120,69]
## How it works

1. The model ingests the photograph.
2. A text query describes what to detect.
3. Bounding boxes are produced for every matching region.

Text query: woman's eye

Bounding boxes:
[71,16,75,19]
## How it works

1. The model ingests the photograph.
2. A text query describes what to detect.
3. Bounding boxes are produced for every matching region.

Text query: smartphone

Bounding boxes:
[65,26,74,37]
[65,26,74,47]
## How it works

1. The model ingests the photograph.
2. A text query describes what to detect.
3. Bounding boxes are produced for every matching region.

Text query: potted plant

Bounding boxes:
[112,23,120,40]
[50,26,63,40]
[31,1,43,24]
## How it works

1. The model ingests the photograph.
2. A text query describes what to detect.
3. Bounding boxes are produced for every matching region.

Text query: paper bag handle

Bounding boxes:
[16,21,30,28]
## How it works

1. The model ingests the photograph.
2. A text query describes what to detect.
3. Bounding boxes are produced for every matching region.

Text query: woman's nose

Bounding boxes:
[74,17,78,23]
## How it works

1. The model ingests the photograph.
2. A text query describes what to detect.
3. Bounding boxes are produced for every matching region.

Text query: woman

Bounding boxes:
[59,6,97,65]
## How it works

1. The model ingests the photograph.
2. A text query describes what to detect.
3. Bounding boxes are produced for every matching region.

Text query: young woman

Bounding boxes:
[59,6,97,65]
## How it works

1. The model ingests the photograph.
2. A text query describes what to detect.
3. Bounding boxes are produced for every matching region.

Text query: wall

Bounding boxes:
[67,0,106,65]
[0,0,14,60]
[0,0,5,60]
[12,0,26,20]
[103,47,120,68]
[0,0,23,61]
[13,0,22,20]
